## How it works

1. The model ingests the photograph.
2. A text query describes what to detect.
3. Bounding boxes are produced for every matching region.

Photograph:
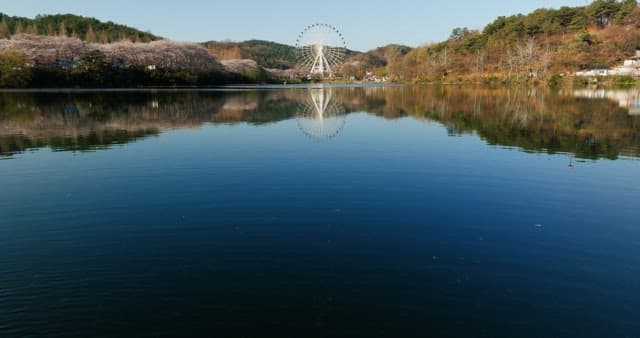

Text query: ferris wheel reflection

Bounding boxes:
[295,85,346,142]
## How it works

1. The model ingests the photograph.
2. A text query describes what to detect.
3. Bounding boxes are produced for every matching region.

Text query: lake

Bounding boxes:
[1,85,639,337]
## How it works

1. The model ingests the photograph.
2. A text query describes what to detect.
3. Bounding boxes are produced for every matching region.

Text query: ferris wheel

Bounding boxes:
[296,86,346,142]
[295,23,347,78]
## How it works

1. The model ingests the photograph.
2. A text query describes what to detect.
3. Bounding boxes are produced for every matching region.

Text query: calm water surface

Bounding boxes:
[1,85,639,337]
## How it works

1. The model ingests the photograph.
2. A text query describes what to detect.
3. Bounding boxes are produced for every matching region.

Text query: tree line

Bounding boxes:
[0,13,158,43]
[0,48,260,88]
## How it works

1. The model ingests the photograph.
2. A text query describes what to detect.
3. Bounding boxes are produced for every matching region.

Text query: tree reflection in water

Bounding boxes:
[0,86,638,159]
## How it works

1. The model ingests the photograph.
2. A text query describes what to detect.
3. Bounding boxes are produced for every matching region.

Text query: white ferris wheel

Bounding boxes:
[295,23,347,78]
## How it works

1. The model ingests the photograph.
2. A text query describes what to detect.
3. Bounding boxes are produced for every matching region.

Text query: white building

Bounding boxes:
[575,49,640,77]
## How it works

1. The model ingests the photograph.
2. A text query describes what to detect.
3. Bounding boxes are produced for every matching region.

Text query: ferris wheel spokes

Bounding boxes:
[296,86,346,142]
[310,44,334,77]
[295,23,346,78]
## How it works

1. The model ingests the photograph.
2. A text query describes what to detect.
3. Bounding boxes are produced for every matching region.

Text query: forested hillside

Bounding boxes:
[205,39,361,70]
[0,13,158,43]
[205,40,298,69]
[340,44,412,79]
[366,0,640,82]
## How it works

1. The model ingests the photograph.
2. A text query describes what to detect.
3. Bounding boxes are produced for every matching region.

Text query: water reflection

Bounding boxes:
[572,88,640,115]
[295,86,346,142]
[0,86,639,159]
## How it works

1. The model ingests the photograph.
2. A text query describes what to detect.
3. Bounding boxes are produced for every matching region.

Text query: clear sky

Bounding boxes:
[1,0,589,51]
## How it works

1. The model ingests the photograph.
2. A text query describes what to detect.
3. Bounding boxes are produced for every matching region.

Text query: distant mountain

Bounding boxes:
[204,39,362,70]
[0,13,159,43]
[204,40,297,69]
[341,44,413,77]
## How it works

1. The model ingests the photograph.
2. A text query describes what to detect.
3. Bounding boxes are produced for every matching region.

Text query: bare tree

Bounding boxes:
[515,38,538,79]
[475,49,485,76]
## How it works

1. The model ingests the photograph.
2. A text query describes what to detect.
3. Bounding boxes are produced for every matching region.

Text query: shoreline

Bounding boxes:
[2,76,640,91]
[0,82,406,92]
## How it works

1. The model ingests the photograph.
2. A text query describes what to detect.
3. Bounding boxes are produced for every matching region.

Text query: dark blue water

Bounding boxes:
[1,86,639,337]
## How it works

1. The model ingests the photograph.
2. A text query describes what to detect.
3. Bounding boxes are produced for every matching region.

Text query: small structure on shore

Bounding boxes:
[576,49,640,77]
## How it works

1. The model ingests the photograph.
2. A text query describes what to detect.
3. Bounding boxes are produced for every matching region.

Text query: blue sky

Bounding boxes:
[2,0,588,51]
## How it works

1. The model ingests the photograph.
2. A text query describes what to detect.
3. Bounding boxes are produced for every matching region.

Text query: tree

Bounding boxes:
[86,25,97,43]
[0,18,9,38]
[587,0,620,27]
[614,0,638,24]
[15,21,24,34]
[98,30,109,44]
[484,16,508,36]
[556,6,581,28]
[0,50,32,87]
[449,27,470,41]
[475,49,485,75]
[569,12,588,30]
[69,49,110,86]
[58,21,67,37]
[25,23,37,34]
[79,50,108,74]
